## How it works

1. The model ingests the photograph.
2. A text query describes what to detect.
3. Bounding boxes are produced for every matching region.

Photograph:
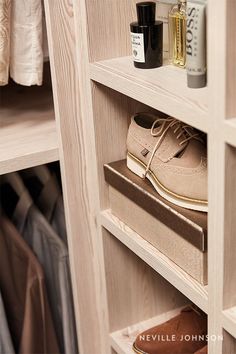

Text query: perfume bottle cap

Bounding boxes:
[136,2,156,26]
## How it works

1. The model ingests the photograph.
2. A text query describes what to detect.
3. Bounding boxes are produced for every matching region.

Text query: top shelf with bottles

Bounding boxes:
[87,0,208,133]
[90,56,208,133]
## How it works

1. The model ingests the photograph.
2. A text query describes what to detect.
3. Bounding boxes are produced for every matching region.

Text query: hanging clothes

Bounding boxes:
[10,0,43,86]
[36,174,68,244]
[0,214,60,354]
[10,174,79,354]
[0,0,11,85]
[0,290,15,354]
[21,165,68,245]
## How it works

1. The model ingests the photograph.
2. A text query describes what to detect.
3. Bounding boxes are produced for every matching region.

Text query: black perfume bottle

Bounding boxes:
[130,2,163,69]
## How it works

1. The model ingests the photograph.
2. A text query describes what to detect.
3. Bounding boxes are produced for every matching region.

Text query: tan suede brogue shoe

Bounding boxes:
[127,113,208,212]
[133,306,207,354]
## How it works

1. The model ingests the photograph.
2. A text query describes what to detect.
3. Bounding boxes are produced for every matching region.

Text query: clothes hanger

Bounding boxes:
[1,173,28,194]
[20,165,52,201]
[21,165,51,185]
[0,173,32,218]
[31,165,51,185]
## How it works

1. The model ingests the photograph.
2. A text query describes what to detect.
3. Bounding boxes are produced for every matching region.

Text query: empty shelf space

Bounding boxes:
[90,57,208,133]
[222,307,236,339]
[100,210,208,314]
[110,307,186,354]
[0,84,59,174]
[224,119,236,147]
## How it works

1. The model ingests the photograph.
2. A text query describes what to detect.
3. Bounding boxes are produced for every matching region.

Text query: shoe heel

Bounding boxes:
[127,154,145,178]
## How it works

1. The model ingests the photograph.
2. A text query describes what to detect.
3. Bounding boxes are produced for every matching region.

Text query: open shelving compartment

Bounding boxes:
[84,0,211,353]
[103,225,191,354]
[91,76,208,352]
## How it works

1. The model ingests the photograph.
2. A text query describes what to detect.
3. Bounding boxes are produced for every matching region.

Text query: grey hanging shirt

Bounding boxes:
[36,174,67,245]
[13,192,78,354]
[22,172,68,246]
[0,291,15,354]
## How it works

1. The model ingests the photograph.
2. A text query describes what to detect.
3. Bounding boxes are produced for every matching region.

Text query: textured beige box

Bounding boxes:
[105,160,208,285]
[109,187,207,285]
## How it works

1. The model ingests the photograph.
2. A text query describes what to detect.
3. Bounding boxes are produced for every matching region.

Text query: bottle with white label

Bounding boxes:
[130,2,163,69]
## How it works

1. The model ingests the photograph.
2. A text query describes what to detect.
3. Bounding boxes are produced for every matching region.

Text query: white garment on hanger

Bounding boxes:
[0,0,11,86]
[10,0,43,86]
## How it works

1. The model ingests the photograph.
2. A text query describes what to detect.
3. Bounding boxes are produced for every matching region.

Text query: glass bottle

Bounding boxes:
[168,0,187,68]
[130,2,163,69]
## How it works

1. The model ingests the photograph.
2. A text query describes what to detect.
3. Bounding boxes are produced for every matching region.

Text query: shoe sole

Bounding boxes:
[127,152,208,212]
[133,343,148,354]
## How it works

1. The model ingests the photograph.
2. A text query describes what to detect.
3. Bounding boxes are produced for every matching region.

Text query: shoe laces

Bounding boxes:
[143,117,202,179]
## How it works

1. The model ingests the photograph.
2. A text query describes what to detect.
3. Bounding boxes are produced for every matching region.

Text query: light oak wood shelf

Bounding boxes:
[0,85,59,175]
[222,307,236,340]
[90,56,208,133]
[224,119,236,147]
[110,307,185,354]
[100,209,208,314]
[41,0,236,353]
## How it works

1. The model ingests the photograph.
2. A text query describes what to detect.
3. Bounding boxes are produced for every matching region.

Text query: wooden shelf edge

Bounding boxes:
[224,119,236,147]
[90,58,208,133]
[0,147,59,176]
[110,306,187,354]
[100,209,208,314]
[0,83,59,175]
[222,307,236,339]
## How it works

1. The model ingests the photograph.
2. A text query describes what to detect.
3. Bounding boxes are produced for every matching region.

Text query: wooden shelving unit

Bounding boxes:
[0,84,58,175]
[101,210,208,313]
[66,0,236,352]
[90,57,208,132]
[23,1,235,354]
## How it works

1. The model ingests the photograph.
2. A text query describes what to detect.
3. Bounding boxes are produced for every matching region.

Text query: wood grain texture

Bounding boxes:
[100,210,208,313]
[42,0,234,352]
[226,1,236,118]
[207,0,227,353]
[110,307,186,354]
[222,307,236,340]
[92,84,130,209]
[44,0,110,353]
[223,331,236,354]
[85,0,139,61]
[92,83,158,209]
[103,228,187,332]
[223,145,236,309]
[0,84,58,175]
[90,57,208,132]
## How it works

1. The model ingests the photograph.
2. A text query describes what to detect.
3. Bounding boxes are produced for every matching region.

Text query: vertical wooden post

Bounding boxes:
[44,0,110,353]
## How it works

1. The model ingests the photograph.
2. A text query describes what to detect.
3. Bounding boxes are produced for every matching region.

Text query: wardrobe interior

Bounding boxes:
[2,0,236,353]
[0,54,79,354]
